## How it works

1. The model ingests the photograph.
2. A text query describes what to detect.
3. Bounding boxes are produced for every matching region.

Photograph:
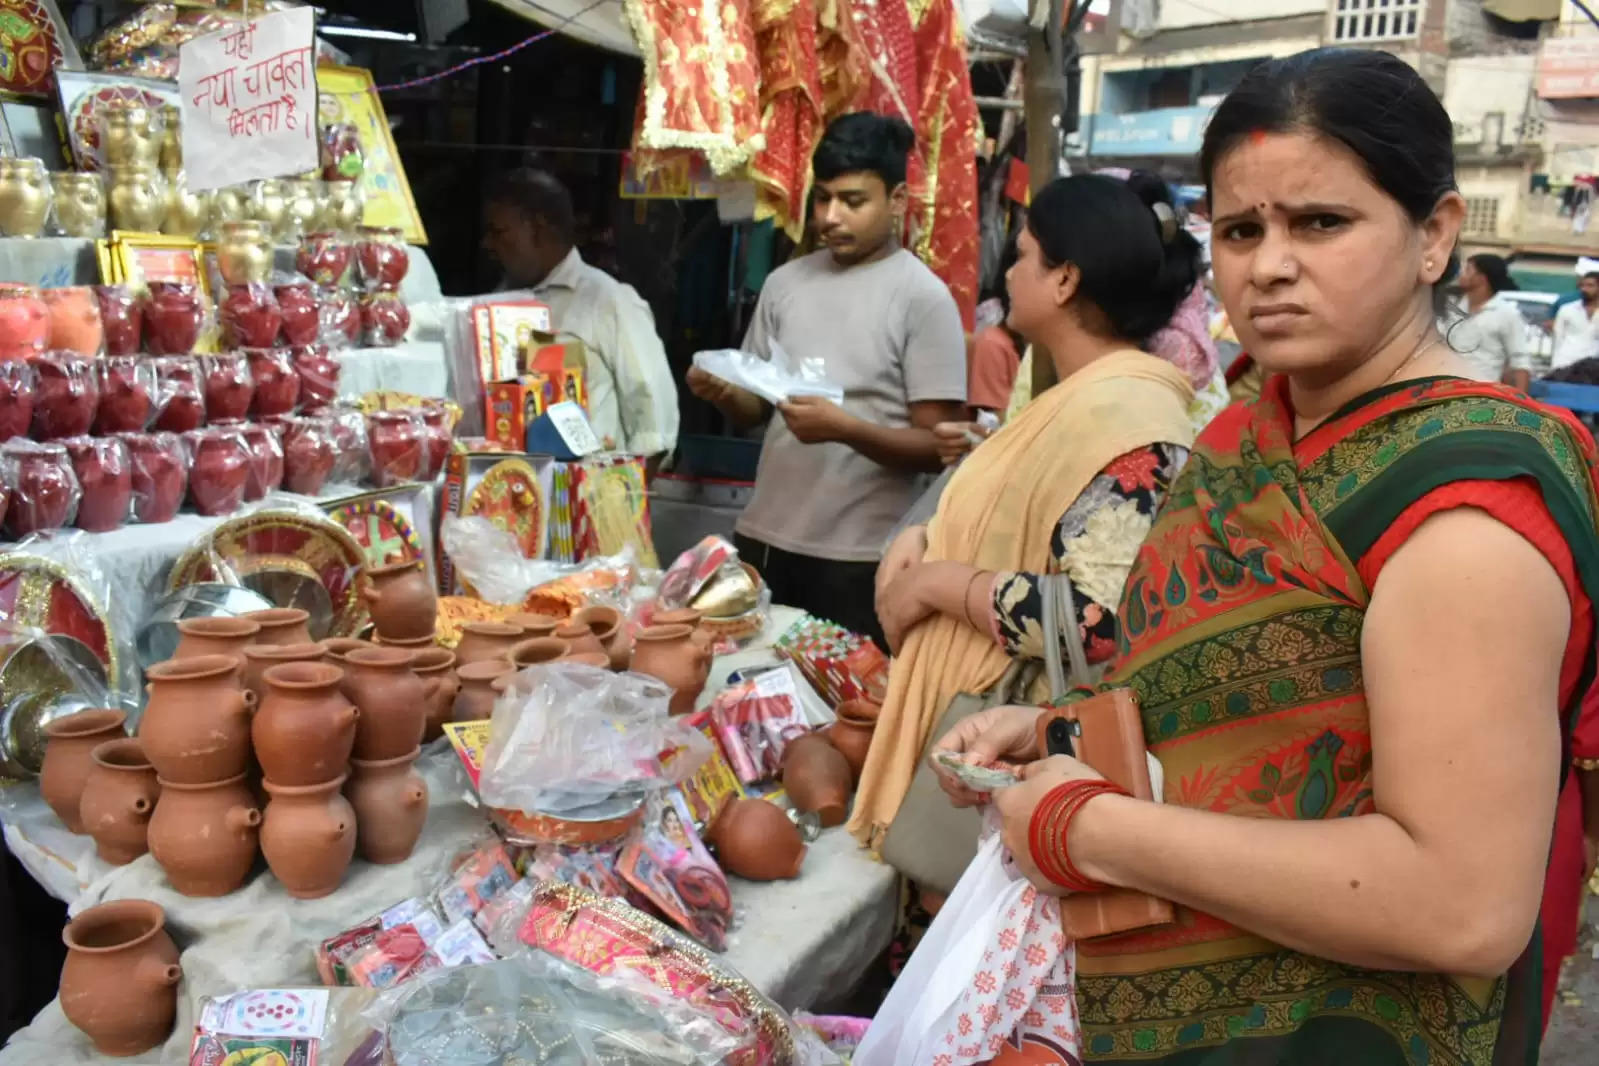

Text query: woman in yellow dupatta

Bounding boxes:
[853,175,1200,852]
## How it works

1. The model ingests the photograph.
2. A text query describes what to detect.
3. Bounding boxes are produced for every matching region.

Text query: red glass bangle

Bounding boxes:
[1028,778,1130,892]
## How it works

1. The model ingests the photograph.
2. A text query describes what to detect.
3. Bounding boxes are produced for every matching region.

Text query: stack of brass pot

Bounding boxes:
[217,220,273,285]
[106,165,165,233]
[158,104,182,176]
[319,179,364,234]
[49,173,106,238]
[99,103,161,169]
[153,103,210,238]
[250,178,291,243]
[0,157,52,237]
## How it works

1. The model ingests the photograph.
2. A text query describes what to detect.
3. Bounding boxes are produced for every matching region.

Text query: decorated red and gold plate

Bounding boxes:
[465,457,546,561]
[0,0,67,97]
[328,497,422,569]
[166,510,370,637]
[63,81,169,172]
[0,550,117,682]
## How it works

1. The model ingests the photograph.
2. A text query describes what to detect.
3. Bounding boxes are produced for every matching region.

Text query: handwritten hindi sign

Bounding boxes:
[179,7,317,191]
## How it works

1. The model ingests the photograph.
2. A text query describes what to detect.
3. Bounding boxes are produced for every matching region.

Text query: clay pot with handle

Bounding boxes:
[59,899,182,1057]
[409,648,458,742]
[254,661,358,787]
[453,622,524,666]
[827,699,880,783]
[240,641,326,704]
[139,654,254,784]
[362,558,437,642]
[706,797,806,880]
[345,747,428,864]
[172,616,261,661]
[261,774,357,898]
[506,636,567,671]
[40,709,128,833]
[244,607,313,646]
[148,772,261,896]
[554,622,607,660]
[572,605,629,669]
[653,607,712,651]
[320,636,373,664]
[79,738,160,865]
[453,660,512,722]
[780,733,854,828]
[629,624,712,716]
[342,647,427,761]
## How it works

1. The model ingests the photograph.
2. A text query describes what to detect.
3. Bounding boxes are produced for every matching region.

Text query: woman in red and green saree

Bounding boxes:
[932,49,1599,1066]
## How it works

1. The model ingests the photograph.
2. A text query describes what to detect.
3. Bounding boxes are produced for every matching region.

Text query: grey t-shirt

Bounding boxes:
[735,248,967,562]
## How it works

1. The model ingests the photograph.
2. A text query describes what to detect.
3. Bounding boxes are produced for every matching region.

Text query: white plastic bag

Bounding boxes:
[855,817,1082,1066]
[691,340,844,405]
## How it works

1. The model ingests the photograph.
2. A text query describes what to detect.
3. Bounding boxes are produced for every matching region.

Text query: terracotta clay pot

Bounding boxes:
[59,899,181,1057]
[505,612,560,638]
[572,605,629,670]
[320,636,373,664]
[506,636,567,671]
[409,648,459,742]
[345,747,428,864]
[564,652,611,669]
[253,661,357,787]
[244,607,313,646]
[780,733,853,828]
[630,624,711,716]
[827,700,880,783]
[172,616,261,661]
[79,738,160,865]
[148,772,261,896]
[240,641,327,702]
[342,647,427,761]
[707,797,806,881]
[654,607,712,651]
[453,660,512,722]
[260,774,356,898]
[553,622,606,661]
[362,558,437,642]
[453,622,524,667]
[40,709,128,833]
[139,654,254,784]
[374,633,436,651]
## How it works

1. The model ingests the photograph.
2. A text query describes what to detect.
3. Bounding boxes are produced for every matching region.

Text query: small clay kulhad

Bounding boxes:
[408,647,459,742]
[59,899,182,1056]
[572,605,628,669]
[452,622,524,666]
[506,636,567,671]
[239,641,326,703]
[629,624,711,715]
[827,699,880,783]
[78,738,160,864]
[40,709,127,833]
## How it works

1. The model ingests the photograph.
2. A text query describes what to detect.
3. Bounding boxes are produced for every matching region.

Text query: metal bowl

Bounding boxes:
[134,582,274,668]
[0,635,112,780]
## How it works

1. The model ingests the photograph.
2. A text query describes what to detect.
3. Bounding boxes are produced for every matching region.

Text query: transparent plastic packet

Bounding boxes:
[94,355,158,434]
[429,834,522,928]
[142,281,207,356]
[219,281,283,349]
[112,430,186,524]
[0,358,36,441]
[189,987,366,1066]
[211,420,284,501]
[305,401,371,485]
[297,232,354,289]
[481,662,710,815]
[273,273,322,346]
[0,619,124,794]
[199,351,255,422]
[366,408,426,487]
[60,435,132,533]
[29,351,99,440]
[148,355,205,433]
[244,346,301,418]
[438,297,487,436]
[277,413,340,497]
[658,534,738,609]
[180,426,251,517]
[361,953,746,1066]
[360,290,411,347]
[437,515,560,605]
[0,440,81,539]
[93,285,142,356]
[291,343,341,408]
[356,228,410,291]
[690,339,844,405]
[40,287,105,357]
[319,287,362,349]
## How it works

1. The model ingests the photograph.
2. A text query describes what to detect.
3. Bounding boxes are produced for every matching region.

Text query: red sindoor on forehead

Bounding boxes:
[1249,129,1268,146]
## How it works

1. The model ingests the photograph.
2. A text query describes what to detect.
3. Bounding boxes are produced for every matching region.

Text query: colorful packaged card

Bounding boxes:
[189,989,330,1066]
[616,791,732,950]
[670,710,745,826]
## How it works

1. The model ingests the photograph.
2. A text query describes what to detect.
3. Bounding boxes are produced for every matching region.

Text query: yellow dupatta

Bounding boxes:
[847,349,1197,847]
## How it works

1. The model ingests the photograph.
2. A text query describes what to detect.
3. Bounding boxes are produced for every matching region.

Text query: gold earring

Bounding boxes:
[1425,258,1435,271]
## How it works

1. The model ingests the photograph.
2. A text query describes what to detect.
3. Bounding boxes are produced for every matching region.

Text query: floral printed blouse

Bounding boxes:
[991,443,1190,663]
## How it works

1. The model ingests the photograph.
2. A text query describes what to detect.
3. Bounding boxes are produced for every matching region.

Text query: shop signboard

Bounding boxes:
[1088,104,1215,158]
[1538,37,1599,100]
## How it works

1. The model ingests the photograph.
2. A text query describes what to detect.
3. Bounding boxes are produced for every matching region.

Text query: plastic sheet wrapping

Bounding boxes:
[362,954,745,1066]
[658,535,737,609]
[357,229,411,291]
[298,233,353,288]
[481,661,710,816]
[309,401,371,484]
[245,346,301,417]
[94,285,142,356]
[143,281,207,356]
[361,290,412,347]
[200,351,255,422]
[439,297,487,436]
[94,355,156,433]
[220,282,284,349]
[367,408,426,487]
[0,358,35,441]
[188,987,360,1066]
[691,340,844,405]
[114,430,187,523]
[41,286,105,356]
[30,351,99,440]
[0,440,81,538]
[275,276,322,346]
[441,515,643,610]
[279,413,339,496]
[292,343,341,407]
[320,288,362,349]
[61,435,132,532]
[181,425,252,516]
[149,355,205,433]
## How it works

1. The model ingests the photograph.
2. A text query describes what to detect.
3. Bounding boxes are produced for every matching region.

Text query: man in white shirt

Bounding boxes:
[1552,271,1599,371]
[482,170,679,466]
[1453,253,1531,390]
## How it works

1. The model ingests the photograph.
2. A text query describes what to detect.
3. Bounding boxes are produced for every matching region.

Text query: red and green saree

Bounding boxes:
[1078,374,1599,1065]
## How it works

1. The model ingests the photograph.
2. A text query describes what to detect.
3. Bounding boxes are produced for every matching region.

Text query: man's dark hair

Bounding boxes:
[1467,253,1515,295]
[486,168,576,243]
[813,112,917,189]
[1584,271,1599,283]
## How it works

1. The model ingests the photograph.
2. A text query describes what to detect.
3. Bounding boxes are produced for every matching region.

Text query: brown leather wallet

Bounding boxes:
[1034,690,1175,940]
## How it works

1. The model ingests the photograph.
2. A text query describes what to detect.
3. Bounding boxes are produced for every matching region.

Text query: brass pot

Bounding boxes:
[106,165,165,233]
[0,157,52,238]
[99,103,160,168]
[49,173,105,238]
[320,179,363,234]
[157,104,182,177]
[216,220,273,285]
[282,178,320,243]
[162,172,211,239]
[249,178,288,242]
[211,184,251,226]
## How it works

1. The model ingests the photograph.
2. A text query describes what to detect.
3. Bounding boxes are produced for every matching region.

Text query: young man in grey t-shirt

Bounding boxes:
[686,113,967,647]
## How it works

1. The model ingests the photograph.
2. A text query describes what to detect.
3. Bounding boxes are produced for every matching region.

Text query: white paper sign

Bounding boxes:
[546,401,602,456]
[179,7,318,191]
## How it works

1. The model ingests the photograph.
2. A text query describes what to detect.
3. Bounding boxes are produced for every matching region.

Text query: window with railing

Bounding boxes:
[1330,0,1422,44]
[1462,196,1501,237]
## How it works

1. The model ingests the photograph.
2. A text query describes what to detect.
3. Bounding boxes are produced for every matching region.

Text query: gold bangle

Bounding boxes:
[1574,757,1599,772]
